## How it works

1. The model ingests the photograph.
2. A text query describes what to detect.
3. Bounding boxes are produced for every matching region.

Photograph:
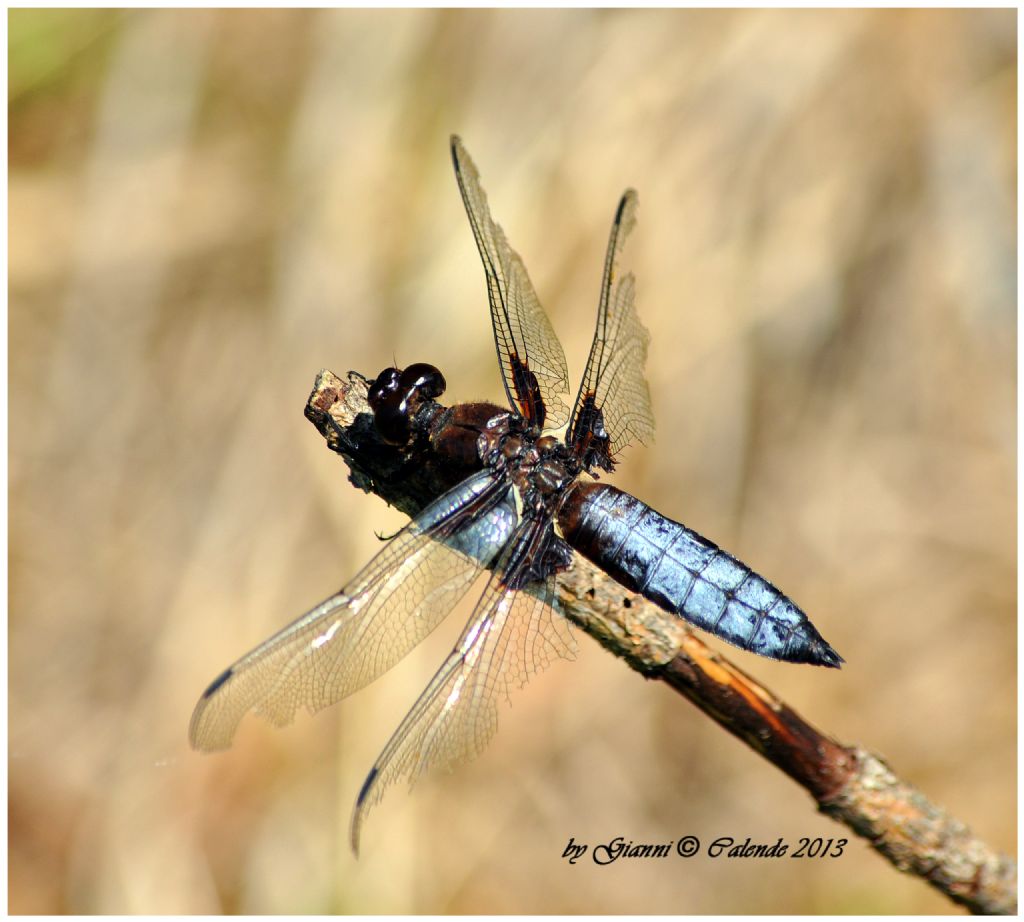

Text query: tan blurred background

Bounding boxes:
[9,8,1015,914]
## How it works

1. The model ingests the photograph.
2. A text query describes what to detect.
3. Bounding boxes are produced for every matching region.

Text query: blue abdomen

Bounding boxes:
[558,483,842,667]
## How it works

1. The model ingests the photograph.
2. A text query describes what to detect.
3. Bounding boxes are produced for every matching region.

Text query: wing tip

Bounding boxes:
[450,134,467,173]
[350,766,380,857]
[188,667,237,751]
[616,188,639,222]
[355,765,379,809]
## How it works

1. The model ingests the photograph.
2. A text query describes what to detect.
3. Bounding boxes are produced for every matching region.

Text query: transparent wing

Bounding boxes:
[568,190,655,469]
[189,471,517,751]
[451,135,570,430]
[349,520,577,853]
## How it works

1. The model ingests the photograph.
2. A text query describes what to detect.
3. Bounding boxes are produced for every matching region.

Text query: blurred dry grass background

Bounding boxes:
[8,8,1016,914]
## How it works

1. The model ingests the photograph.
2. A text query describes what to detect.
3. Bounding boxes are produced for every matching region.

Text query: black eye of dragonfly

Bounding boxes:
[367,363,446,445]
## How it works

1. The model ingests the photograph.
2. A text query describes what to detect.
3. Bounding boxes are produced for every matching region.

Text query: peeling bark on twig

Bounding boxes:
[305,368,1016,915]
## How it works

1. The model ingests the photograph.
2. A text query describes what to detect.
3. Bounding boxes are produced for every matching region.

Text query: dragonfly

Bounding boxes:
[189,136,842,852]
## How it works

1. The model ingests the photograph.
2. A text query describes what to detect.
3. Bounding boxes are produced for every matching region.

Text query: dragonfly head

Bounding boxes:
[367,363,447,445]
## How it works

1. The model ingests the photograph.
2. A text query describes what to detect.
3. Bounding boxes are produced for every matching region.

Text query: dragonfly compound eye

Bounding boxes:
[367,367,402,411]
[398,363,446,401]
[370,364,447,446]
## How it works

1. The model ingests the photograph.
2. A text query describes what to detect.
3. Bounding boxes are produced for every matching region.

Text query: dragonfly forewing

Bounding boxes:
[568,190,654,469]
[451,135,570,429]
[189,471,517,751]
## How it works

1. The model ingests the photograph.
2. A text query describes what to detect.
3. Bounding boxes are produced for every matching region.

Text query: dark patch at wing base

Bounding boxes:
[568,391,613,472]
[511,358,547,429]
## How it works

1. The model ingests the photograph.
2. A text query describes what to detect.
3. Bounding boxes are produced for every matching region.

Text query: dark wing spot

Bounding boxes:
[356,766,379,808]
[201,667,233,699]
